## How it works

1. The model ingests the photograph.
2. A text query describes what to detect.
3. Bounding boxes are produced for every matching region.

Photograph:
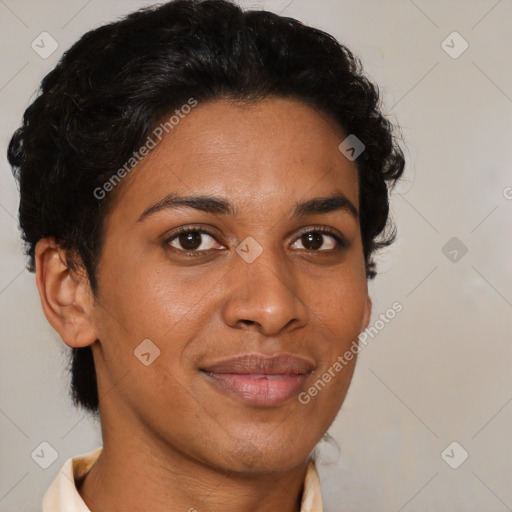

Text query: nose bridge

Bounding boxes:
[221,238,308,334]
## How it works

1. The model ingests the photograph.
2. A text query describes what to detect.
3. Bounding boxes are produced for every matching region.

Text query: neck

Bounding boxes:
[77,413,310,512]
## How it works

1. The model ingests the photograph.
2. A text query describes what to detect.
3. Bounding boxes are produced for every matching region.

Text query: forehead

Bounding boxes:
[109,97,359,221]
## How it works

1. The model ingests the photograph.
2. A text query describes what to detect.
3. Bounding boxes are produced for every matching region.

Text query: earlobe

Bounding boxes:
[34,238,98,348]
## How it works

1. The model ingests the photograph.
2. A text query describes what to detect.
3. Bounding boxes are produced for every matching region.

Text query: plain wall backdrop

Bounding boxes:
[1,0,511,511]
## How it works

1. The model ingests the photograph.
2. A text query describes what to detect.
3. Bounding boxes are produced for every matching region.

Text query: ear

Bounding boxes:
[361,295,372,331]
[34,238,98,348]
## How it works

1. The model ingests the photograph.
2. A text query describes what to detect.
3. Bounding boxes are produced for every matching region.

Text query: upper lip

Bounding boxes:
[200,353,315,375]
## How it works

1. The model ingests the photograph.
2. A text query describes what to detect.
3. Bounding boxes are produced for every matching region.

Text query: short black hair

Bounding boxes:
[7,0,405,415]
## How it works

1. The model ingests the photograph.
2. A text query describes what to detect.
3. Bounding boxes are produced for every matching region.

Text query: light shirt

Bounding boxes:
[42,446,324,511]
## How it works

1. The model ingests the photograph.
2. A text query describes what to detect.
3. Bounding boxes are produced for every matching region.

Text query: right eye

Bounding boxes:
[164,228,225,255]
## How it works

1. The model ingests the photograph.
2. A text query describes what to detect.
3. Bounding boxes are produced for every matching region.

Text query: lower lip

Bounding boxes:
[202,372,310,406]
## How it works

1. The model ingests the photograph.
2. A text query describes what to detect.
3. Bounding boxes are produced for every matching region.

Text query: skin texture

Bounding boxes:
[35,97,371,512]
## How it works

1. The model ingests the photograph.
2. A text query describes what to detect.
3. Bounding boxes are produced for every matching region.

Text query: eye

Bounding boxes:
[165,228,224,253]
[163,225,345,256]
[290,228,345,251]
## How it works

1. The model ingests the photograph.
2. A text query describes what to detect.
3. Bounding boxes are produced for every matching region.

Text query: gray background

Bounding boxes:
[1,0,511,510]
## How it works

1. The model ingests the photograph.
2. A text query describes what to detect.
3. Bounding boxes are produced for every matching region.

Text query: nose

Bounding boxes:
[221,247,309,336]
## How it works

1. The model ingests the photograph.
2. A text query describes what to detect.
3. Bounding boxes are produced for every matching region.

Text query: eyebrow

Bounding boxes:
[137,191,358,222]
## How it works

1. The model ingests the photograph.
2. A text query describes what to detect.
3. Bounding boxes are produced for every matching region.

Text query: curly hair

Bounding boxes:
[7,0,405,415]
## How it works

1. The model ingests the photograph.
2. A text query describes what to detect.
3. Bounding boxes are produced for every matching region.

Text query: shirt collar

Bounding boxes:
[42,446,102,512]
[43,446,323,512]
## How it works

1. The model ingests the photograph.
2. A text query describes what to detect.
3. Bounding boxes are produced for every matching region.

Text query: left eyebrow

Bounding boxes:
[292,193,359,219]
[137,191,358,223]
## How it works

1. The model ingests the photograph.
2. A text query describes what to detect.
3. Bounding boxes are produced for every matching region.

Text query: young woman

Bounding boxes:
[7,0,404,510]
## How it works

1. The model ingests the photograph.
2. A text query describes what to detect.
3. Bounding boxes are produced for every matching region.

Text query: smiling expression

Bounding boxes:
[86,96,371,473]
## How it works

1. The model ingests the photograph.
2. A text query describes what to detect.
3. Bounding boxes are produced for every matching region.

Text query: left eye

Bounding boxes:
[290,230,340,251]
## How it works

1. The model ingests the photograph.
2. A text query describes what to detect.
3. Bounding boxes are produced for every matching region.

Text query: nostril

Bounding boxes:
[240,320,260,328]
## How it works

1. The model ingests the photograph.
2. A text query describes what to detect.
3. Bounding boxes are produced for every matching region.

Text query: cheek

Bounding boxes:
[306,270,368,339]
[299,273,365,420]
[99,252,208,338]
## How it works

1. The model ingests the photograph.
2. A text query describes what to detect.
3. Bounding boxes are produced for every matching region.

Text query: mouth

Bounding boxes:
[199,353,314,407]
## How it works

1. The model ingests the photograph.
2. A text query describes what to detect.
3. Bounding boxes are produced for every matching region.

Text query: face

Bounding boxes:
[87,97,371,473]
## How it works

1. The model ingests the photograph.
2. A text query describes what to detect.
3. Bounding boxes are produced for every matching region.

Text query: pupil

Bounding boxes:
[303,232,322,250]
[180,231,201,250]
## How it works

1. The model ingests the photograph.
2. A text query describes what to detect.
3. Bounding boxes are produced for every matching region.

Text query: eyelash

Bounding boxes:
[162,225,346,257]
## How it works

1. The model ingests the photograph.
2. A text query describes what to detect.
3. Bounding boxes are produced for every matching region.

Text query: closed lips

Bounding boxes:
[200,353,315,375]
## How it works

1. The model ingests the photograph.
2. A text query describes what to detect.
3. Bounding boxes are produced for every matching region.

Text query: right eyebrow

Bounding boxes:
[137,194,236,222]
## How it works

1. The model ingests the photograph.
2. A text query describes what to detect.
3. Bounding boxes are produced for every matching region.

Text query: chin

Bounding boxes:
[221,436,314,475]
